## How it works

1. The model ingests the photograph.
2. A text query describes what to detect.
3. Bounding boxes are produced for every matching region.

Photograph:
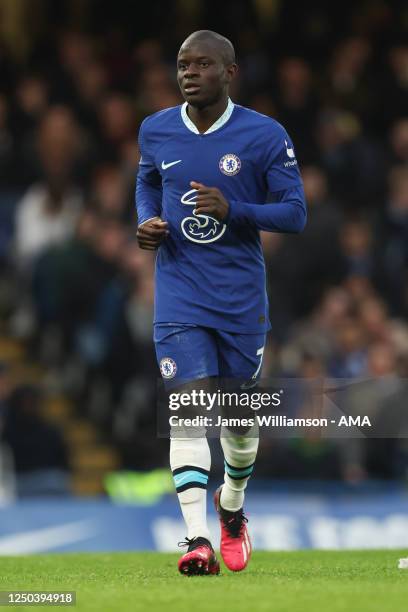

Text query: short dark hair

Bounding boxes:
[180,30,236,66]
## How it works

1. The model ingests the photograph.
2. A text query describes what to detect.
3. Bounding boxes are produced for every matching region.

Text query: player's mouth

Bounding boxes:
[183,84,201,95]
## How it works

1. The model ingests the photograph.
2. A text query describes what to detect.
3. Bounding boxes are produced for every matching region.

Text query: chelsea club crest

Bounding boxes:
[219,153,241,176]
[160,357,177,379]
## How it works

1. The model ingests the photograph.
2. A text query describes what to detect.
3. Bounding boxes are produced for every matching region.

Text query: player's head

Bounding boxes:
[177,30,237,109]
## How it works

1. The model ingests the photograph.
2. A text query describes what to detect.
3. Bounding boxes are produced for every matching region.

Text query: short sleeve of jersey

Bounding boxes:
[263,123,303,192]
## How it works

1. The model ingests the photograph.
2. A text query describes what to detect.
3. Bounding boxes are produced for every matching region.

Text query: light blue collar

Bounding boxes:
[181,98,234,135]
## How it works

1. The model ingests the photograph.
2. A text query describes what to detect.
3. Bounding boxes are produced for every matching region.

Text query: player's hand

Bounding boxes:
[136,216,169,250]
[190,181,229,222]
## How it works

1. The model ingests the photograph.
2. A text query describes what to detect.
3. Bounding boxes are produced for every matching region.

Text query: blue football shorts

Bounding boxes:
[154,323,266,387]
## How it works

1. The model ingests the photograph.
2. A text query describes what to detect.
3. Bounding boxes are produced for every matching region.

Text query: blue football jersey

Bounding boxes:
[136,99,306,333]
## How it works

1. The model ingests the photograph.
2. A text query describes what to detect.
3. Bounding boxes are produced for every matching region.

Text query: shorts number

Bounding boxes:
[252,346,264,380]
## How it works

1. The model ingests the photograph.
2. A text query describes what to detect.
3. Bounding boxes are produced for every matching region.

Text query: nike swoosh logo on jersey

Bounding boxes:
[161,159,182,170]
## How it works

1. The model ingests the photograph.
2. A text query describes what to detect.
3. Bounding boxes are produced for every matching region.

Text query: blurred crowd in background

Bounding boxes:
[0,0,408,496]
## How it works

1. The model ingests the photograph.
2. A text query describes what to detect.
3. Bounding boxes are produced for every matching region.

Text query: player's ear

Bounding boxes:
[225,63,238,83]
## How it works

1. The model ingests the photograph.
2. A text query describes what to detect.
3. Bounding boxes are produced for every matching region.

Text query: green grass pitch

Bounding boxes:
[1,550,408,612]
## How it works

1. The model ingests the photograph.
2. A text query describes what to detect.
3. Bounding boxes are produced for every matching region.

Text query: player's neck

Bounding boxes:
[187,97,229,134]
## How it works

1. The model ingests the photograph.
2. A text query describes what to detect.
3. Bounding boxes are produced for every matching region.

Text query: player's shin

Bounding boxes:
[170,436,211,541]
[220,423,259,512]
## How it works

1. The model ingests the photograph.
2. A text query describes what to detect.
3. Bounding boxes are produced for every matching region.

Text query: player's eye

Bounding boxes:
[178,63,187,70]
[199,62,209,68]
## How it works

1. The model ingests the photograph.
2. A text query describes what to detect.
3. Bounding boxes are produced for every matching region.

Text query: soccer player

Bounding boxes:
[136,30,306,575]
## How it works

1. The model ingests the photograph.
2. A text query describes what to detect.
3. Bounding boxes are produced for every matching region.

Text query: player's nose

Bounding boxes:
[184,63,199,78]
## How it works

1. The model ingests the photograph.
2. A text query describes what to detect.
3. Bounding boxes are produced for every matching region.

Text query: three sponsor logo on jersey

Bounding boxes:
[180,188,227,243]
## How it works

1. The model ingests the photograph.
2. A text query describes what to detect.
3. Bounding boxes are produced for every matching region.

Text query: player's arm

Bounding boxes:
[227,184,306,233]
[135,120,168,249]
[191,181,305,232]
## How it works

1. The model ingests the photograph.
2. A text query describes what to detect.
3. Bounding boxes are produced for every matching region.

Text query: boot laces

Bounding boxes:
[178,537,212,552]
